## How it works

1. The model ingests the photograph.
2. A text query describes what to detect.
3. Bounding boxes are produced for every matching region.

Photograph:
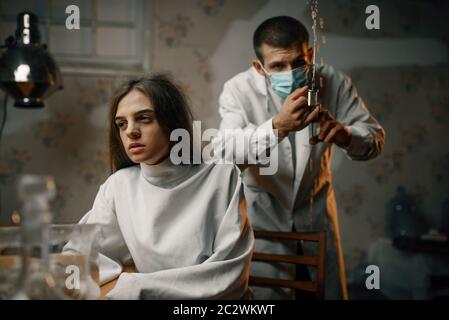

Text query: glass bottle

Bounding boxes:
[441,198,449,235]
[385,186,423,239]
[11,174,66,299]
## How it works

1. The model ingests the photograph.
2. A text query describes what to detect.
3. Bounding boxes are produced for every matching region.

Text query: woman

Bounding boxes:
[69,74,254,300]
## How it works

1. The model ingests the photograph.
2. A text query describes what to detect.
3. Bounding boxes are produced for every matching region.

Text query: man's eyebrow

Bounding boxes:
[268,53,306,66]
[268,61,285,68]
[115,108,154,120]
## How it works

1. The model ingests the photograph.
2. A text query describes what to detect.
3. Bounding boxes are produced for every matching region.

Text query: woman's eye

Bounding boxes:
[116,121,126,129]
[139,116,152,123]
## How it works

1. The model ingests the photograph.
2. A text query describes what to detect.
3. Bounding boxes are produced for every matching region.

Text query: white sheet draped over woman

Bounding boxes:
[67,160,254,300]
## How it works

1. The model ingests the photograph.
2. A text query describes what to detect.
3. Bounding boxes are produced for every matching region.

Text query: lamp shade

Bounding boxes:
[0,12,63,108]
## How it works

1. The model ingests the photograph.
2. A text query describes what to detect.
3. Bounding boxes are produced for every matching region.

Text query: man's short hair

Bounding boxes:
[253,16,309,63]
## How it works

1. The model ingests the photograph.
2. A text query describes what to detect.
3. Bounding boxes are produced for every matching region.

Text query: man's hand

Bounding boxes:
[309,109,352,147]
[272,86,320,139]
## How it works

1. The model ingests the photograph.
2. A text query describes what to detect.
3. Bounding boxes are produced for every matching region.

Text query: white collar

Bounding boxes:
[140,157,193,188]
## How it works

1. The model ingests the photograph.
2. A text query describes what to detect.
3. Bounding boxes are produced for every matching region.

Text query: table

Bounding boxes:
[366,237,449,299]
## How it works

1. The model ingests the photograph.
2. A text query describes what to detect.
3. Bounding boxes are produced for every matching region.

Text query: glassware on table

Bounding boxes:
[11,174,65,299]
[50,223,100,299]
[0,175,101,299]
[0,223,101,300]
[0,226,21,299]
[385,186,425,239]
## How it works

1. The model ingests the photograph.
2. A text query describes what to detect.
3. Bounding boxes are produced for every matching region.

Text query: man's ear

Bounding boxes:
[252,59,265,76]
[307,47,314,64]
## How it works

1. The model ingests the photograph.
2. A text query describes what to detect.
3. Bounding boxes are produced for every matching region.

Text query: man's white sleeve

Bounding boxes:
[335,74,385,161]
[211,84,279,166]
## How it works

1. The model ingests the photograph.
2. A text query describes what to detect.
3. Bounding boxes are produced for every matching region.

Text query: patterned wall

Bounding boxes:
[334,65,449,282]
[1,0,448,290]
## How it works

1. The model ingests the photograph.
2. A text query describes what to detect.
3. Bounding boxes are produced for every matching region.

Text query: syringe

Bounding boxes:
[308,64,319,141]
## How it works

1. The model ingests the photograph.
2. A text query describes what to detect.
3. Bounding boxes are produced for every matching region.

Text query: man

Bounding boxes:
[212,16,385,299]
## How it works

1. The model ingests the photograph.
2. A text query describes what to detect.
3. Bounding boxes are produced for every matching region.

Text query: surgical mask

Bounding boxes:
[261,65,308,99]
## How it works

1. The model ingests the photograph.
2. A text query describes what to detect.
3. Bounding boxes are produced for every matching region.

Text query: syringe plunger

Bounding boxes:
[308,89,318,107]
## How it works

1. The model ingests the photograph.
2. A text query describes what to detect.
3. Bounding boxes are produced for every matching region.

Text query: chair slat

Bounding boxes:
[249,276,316,292]
[254,230,321,242]
[251,230,327,299]
[252,252,318,266]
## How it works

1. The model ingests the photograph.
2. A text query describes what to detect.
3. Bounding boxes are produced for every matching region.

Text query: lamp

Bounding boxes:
[0,11,63,108]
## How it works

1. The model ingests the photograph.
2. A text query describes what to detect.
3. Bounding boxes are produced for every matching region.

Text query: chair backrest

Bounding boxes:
[249,230,326,300]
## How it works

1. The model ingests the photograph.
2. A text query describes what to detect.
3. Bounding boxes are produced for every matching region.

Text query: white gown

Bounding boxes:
[67,159,254,300]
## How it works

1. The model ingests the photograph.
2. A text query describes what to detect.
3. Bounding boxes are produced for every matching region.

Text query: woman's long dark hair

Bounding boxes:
[109,73,194,173]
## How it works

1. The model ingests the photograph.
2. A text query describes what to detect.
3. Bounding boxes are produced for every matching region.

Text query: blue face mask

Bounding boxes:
[263,65,308,99]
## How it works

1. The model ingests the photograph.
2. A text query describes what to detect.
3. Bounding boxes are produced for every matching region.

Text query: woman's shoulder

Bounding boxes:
[198,162,242,186]
[102,165,141,188]
[209,162,241,175]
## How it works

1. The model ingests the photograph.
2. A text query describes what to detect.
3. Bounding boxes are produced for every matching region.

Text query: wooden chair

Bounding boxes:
[249,230,327,300]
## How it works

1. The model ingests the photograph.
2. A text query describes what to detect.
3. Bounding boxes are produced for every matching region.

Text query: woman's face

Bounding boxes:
[115,89,170,165]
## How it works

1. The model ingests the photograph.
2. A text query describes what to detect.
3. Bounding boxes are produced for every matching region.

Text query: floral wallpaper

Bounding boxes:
[0,0,448,297]
[303,0,449,44]
[333,64,449,283]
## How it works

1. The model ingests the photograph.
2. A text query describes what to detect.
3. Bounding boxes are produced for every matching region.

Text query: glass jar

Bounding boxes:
[385,186,424,239]
[50,223,100,299]
[0,226,21,299]
[12,174,65,299]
